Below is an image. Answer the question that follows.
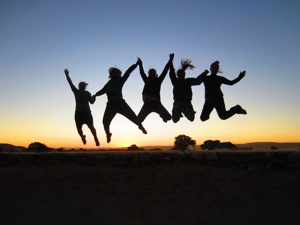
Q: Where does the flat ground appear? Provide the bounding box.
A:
[0,163,299,225]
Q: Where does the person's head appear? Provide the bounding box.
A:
[176,58,195,79]
[78,81,88,91]
[148,68,157,78]
[210,61,220,74]
[108,67,122,79]
[176,69,185,79]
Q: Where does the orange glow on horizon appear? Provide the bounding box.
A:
[4,135,300,150]
[1,118,299,149]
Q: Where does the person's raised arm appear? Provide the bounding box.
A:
[93,83,109,98]
[195,69,209,84]
[64,68,76,91]
[169,55,177,85]
[137,57,147,82]
[122,59,139,81]
[222,70,246,85]
[159,53,174,81]
[188,70,209,86]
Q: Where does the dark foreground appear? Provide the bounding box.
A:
[0,163,299,225]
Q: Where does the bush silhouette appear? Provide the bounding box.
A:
[28,142,51,152]
[200,140,220,150]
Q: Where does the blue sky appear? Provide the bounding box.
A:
[0,0,299,148]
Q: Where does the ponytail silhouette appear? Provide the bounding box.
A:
[169,55,208,123]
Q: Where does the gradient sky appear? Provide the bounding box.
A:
[1,0,299,149]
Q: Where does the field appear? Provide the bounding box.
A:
[1,161,300,225]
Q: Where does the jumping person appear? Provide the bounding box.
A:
[169,56,209,123]
[136,53,174,124]
[93,59,147,143]
[64,69,100,146]
[200,61,247,121]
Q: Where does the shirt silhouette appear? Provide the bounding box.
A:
[136,54,174,124]
[200,61,247,121]
[93,59,147,143]
[64,69,100,146]
[169,56,208,123]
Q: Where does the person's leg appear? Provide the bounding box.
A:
[136,103,152,124]
[172,101,182,123]
[86,112,100,146]
[200,99,215,121]
[183,102,196,122]
[154,101,172,122]
[215,97,243,120]
[75,111,86,144]
[235,105,247,114]
[87,124,100,146]
[102,102,117,143]
[118,99,147,134]
[76,123,86,144]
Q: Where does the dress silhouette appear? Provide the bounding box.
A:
[136,54,174,124]
[64,69,100,146]
[169,56,208,123]
[200,61,247,121]
[93,59,147,143]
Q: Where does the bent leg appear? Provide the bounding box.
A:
[87,124,100,146]
[215,97,235,120]
[151,101,171,122]
[76,122,86,144]
[75,111,86,144]
[137,103,151,124]
[157,103,172,122]
[102,102,117,137]
[183,102,196,122]
[235,105,247,114]
[172,101,182,123]
[118,99,147,134]
[200,99,215,121]
[85,112,100,146]
[118,99,139,125]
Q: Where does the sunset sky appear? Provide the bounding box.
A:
[1,0,299,149]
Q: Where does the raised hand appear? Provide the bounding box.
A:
[199,69,209,77]
[169,53,174,61]
[137,57,142,65]
[64,68,69,76]
[239,70,246,78]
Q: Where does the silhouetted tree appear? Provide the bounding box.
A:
[173,134,196,151]
[28,142,51,152]
[200,140,220,150]
[189,139,196,150]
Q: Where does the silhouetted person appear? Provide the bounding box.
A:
[169,56,209,123]
[200,61,247,121]
[136,54,174,124]
[93,59,147,143]
[64,69,100,146]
